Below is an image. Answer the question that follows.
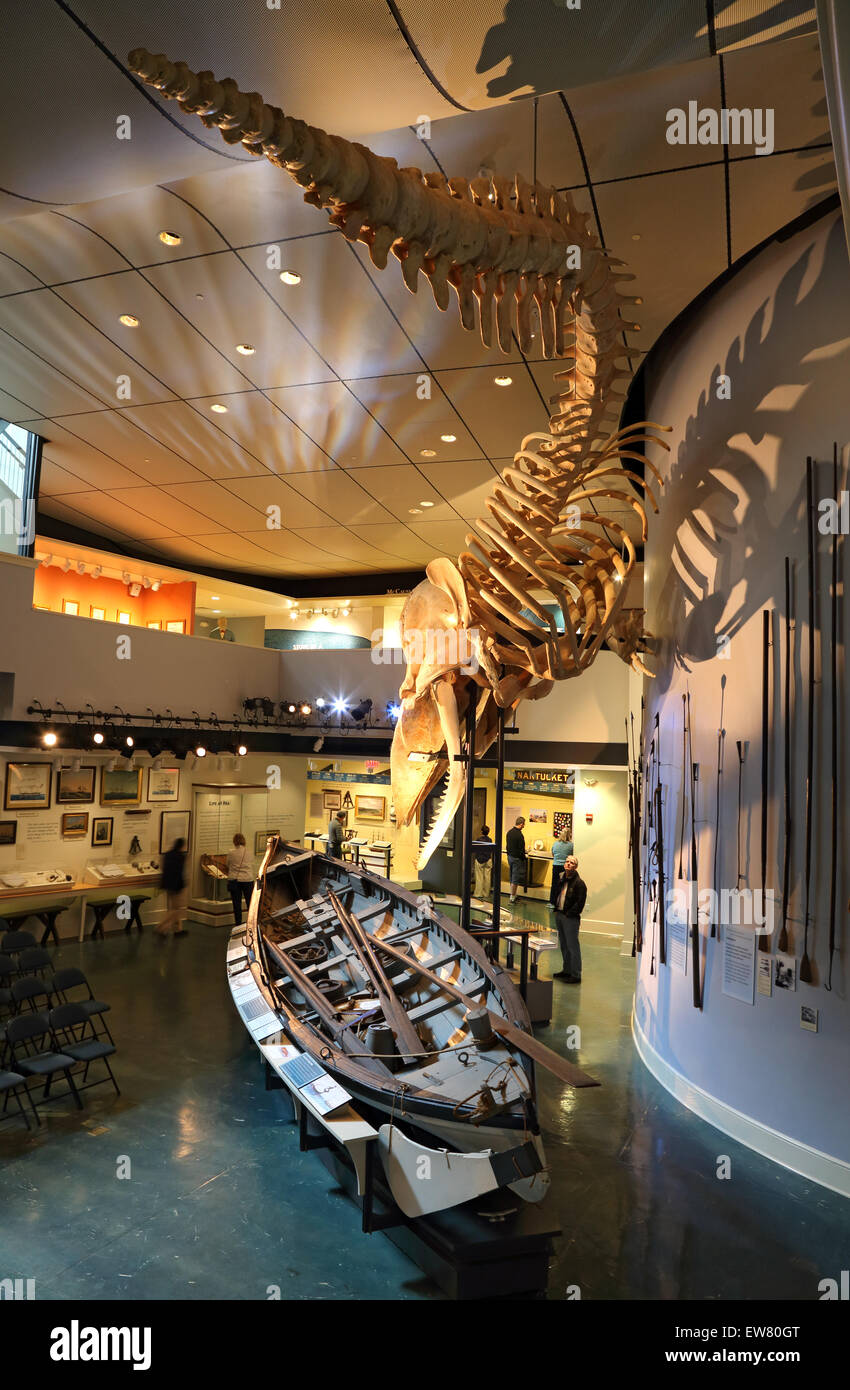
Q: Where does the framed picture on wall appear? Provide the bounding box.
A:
[254,829,280,855]
[61,812,89,838]
[355,794,385,821]
[90,606,106,620]
[147,621,161,630]
[0,820,17,846]
[160,809,191,853]
[91,816,113,847]
[529,806,547,823]
[322,790,342,811]
[4,762,52,811]
[100,766,143,806]
[165,619,185,634]
[56,765,96,805]
[62,599,79,616]
[117,610,131,624]
[147,767,180,803]
[553,811,573,841]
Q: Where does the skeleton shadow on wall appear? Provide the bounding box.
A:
[649,213,849,695]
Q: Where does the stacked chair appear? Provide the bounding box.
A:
[0,928,118,1129]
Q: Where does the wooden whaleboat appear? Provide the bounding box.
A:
[236,837,598,1220]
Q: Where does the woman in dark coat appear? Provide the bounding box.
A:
[157,837,188,937]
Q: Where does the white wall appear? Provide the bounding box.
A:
[636,207,850,1172]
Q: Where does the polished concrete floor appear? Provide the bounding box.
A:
[1,912,848,1300]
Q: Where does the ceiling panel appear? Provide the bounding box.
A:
[264,380,409,470]
[65,186,229,270]
[344,371,490,461]
[159,480,269,533]
[729,148,837,262]
[433,364,551,455]
[217,475,340,530]
[418,458,502,518]
[142,252,336,388]
[33,420,150,490]
[45,409,208,486]
[349,464,458,523]
[0,317,108,417]
[290,472,396,527]
[0,209,128,288]
[239,235,423,380]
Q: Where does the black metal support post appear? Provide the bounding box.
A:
[491,706,506,961]
[459,701,477,933]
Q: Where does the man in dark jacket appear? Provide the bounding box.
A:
[157,837,188,937]
[506,816,526,903]
[553,856,587,982]
[327,812,345,859]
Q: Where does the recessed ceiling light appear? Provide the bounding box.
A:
[119,314,140,327]
[158,230,182,246]
[494,375,512,386]
[408,507,422,515]
[440,433,457,442]
[235,343,255,355]
[195,293,204,300]
[420,448,436,458]
[212,609,220,614]
[210,403,228,413]
[632,234,641,241]
[280,270,301,285]
[211,595,220,600]
[420,500,435,508]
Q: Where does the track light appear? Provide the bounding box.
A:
[93,731,105,746]
[332,699,347,715]
[42,730,58,747]
[151,579,161,592]
[316,698,326,709]
[300,703,312,717]
[61,559,71,573]
[92,565,102,579]
[125,735,134,748]
[350,698,373,723]
[236,743,247,757]
[387,702,401,721]
[76,561,86,575]
[313,737,324,753]
[195,744,206,757]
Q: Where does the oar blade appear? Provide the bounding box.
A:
[490,1016,600,1087]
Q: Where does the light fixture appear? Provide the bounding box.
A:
[350,698,373,724]
[387,702,401,721]
[125,735,134,748]
[494,375,512,386]
[235,343,255,355]
[313,736,324,753]
[210,402,228,413]
[408,507,422,515]
[119,314,140,327]
[279,270,301,285]
[287,703,296,714]
[41,554,53,567]
[341,606,351,617]
[332,699,347,715]
[211,595,221,601]
[420,448,436,458]
[316,698,326,709]
[300,703,312,716]
[195,744,206,757]
[42,730,58,748]
[93,731,105,746]
[76,561,86,575]
[122,571,131,585]
[158,230,182,246]
[61,559,72,573]
[420,500,435,508]
[151,579,161,592]
[237,744,247,757]
[106,757,117,772]
[632,233,641,241]
[92,565,102,579]
[440,433,456,442]
[142,577,152,589]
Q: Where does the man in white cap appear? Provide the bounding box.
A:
[553,855,586,983]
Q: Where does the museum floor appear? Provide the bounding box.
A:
[1,913,848,1301]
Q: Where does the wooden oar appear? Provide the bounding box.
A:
[327,890,422,1060]
[371,933,600,1088]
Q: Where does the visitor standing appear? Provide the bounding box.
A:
[157,837,189,937]
[505,816,527,904]
[553,855,587,982]
[327,812,345,859]
[473,825,494,899]
[549,826,575,906]
[226,832,254,925]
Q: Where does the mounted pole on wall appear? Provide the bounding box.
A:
[758,609,772,953]
[710,677,726,941]
[801,456,817,984]
[826,443,840,989]
[778,557,794,954]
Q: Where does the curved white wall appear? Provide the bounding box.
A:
[635,207,850,1188]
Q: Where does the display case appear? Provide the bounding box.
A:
[192,785,272,924]
[84,858,160,885]
[0,866,75,890]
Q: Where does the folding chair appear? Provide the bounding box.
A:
[10,975,54,1015]
[0,953,16,1018]
[49,1004,120,1099]
[0,1069,34,1131]
[49,968,113,1043]
[1,930,37,957]
[18,947,53,980]
[4,1011,83,1119]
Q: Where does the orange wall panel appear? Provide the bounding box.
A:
[33,568,195,634]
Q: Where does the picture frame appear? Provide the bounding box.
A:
[355,794,385,821]
[553,811,574,841]
[4,761,52,811]
[0,820,17,846]
[61,811,89,838]
[322,790,342,811]
[529,806,547,824]
[147,621,161,630]
[56,765,96,805]
[117,610,131,624]
[100,766,143,807]
[165,619,185,634]
[254,829,279,855]
[147,766,180,803]
[62,598,79,616]
[90,605,106,620]
[160,809,190,853]
[91,816,113,847]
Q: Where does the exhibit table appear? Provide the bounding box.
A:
[500,849,553,892]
